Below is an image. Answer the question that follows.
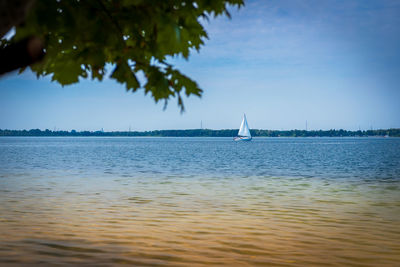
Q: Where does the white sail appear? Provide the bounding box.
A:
[238,114,251,137]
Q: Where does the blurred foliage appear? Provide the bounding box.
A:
[7,0,244,110]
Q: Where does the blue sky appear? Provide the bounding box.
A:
[1,0,399,131]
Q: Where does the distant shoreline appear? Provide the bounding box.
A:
[1,129,399,137]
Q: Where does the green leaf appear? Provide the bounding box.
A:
[111,61,140,91]
[3,0,244,110]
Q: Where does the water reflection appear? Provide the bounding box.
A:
[0,137,399,265]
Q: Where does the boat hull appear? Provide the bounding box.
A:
[234,136,252,141]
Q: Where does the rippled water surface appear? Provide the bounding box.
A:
[0,137,399,266]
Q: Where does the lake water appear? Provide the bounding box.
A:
[0,137,399,266]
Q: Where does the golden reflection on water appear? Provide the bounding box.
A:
[0,176,399,266]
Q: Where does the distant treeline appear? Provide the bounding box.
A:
[0,128,399,137]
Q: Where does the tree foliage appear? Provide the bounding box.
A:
[6,0,243,110]
[1,128,399,137]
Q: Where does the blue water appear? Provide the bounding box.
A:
[1,137,399,180]
[0,137,399,266]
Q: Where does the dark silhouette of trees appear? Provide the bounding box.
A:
[1,128,399,137]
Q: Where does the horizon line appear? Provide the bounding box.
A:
[1,128,399,132]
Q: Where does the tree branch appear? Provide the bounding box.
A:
[0,36,44,75]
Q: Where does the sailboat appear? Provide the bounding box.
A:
[234,114,252,141]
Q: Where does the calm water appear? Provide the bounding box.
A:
[0,137,399,266]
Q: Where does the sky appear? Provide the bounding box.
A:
[1,0,400,131]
